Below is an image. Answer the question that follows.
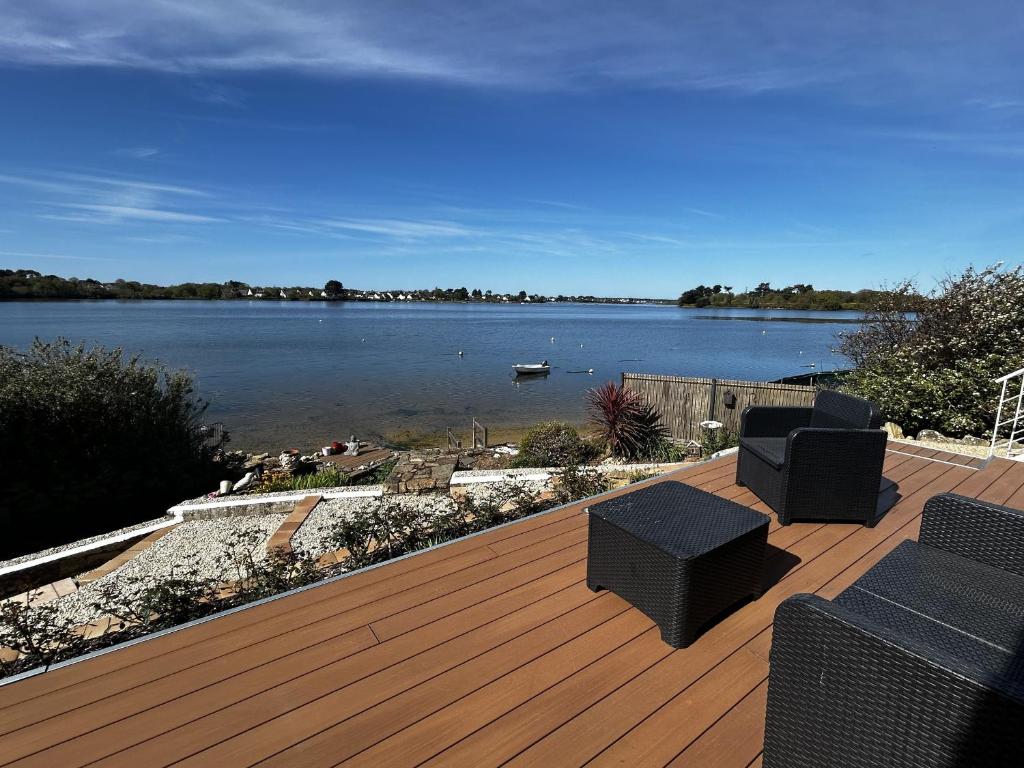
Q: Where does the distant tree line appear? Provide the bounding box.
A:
[0,270,346,301]
[0,269,665,304]
[677,282,888,310]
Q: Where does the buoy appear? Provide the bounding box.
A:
[550,337,555,343]
[361,338,366,342]
[458,350,464,356]
[580,343,584,348]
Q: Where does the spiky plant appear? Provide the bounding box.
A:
[585,382,670,459]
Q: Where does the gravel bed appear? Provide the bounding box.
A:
[291,481,551,558]
[0,516,176,571]
[290,495,459,558]
[41,513,286,628]
[890,438,990,459]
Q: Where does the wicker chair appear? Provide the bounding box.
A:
[764,494,1024,768]
[736,390,887,526]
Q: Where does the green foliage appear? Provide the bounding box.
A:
[0,339,229,559]
[553,465,610,504]
[678,282,886,311]
[840,265,1024,437]
[258,468,352,493]
[0,530,328,680]
[585,382,671,459]
[512,421,594,467]
[699,427,738,457]
[0,269,343,301]
[331,484,553,570]
[0,594,90,676]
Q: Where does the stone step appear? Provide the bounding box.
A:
[384,451,460,495]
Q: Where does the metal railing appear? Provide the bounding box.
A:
[990,366,1024,459]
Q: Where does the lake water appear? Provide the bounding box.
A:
[0,301,857,450]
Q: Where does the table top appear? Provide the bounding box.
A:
[587,481,770,559]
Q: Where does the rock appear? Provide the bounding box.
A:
[960,435,988,446]
[883,422,904,439]
[916,429,946,442]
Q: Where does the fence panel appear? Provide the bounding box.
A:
[622,373,817,441]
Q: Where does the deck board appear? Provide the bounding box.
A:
[1,451,1022,767]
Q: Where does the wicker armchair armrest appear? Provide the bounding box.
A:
[920,493,1024,578]
[739,406,813,438]
[786,427,888,466]
[766,593,1024,768]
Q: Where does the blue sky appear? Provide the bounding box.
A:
[0,1,1021,297]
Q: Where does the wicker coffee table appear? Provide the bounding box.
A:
[586,481,770,648]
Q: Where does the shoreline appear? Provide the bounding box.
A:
[227,419,595,455]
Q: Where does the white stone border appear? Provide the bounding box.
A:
[168,485,384,513]
[0,516,182,578]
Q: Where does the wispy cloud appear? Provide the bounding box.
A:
[684,207,725,220]
[318,217,478,239]
[0,2,1018,102]
[53,203,224,224]
[110,147,159,159]
[0,169,221,226]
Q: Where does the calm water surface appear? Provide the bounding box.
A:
[0,301,856,450]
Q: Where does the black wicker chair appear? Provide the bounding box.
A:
[764,494,1024,768]
[736,390,887,526]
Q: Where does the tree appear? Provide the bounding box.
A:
[840,264,1024,437]
[517,290,528,301]
[324,280,343,297]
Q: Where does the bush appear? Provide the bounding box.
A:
[0,529,327,680]
[840,265,1024,437]
[553,465,610,504]
[0,339,229,558]
[513,421,593,467]
[585,382,670,459]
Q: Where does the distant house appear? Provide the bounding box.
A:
[321,290,329,298]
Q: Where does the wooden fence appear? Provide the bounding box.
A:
[622,372,817,441]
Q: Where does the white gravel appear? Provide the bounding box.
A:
[43,513,286,628]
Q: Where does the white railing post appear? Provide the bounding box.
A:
[991,366,1024,459]
[991,378,1008,458]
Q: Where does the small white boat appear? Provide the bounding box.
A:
[513,361,551,376]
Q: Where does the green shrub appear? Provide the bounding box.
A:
[0,339,230,559]
[840,265,1024,437]
[554,465,610,503]
[513,421,593,467]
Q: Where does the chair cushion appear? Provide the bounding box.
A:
[740,437,787,469]
[836,539,1024,689]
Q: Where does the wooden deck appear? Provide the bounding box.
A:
[1,446,1022,767]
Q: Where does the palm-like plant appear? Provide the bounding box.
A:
[585,381,670,459]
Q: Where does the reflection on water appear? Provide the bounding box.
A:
[0,301,857,450]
